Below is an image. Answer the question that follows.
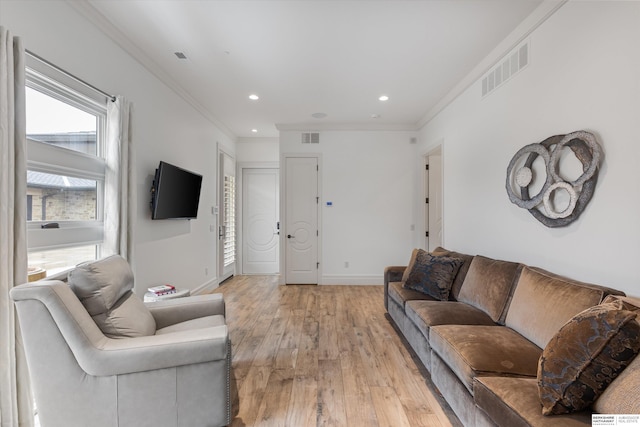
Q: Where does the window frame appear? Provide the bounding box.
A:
[25,60,108,260]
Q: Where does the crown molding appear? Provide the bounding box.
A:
[66,0,237,141]
[416,0,568,129]
[275,122,418,132]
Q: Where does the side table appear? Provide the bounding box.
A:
[143,287,191,302]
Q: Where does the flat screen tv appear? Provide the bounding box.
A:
[151,161,203,220]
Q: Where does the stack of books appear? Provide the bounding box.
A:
[147,284,176,296]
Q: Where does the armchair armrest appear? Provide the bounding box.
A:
[11,282,229,377]
[145,293,225,329]
[82,325,228,376]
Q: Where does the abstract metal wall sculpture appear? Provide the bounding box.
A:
[506,131,602,228]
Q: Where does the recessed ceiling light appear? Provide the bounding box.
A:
[251,129,258,133]
[249,94,259,101]
[378,95,389,101]
[311,112,327,119]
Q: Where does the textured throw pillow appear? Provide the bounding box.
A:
[401,248,464,300]
[537,300,640,415]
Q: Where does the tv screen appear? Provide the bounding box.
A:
[151,161,203,220]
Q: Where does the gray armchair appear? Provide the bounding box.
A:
[10,255,234,427]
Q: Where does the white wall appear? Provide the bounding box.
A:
[236,137,279,163]
[417,1,640,296]
[2,0,236,294]
[280,130,417,284]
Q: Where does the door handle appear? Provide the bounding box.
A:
[287,234,294,239]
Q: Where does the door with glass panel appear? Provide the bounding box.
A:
[218,151,236,282]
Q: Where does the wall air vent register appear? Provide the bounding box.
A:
[482,41,529,98]
[301,132,320,144]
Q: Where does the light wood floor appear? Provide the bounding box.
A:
[210,275,459,427]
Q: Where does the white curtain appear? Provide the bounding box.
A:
[104,97,136,265]
[0,26,34,427]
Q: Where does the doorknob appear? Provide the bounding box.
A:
[287,234,294,239]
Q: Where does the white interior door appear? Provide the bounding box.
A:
[427,149,443,251]
[285,156,318,284]
[242,168,279,274]
[424,159,429,249]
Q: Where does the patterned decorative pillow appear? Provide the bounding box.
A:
[401,249,464,301]
[537,300,640,415]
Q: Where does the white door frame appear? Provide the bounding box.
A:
[280,153,322,285]
[237,161,280,275]
[423,143,443,251]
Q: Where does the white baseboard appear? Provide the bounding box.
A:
[192,277,220,295]
[191,274,383,288]
[321,274,383,285]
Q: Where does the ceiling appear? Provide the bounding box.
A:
[82,0,544,138]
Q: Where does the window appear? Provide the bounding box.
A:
[25,60,108,278]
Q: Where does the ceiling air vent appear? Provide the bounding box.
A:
[301,132,320,144]
[482,41,529,98]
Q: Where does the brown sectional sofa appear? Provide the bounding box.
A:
[384,247,640,427]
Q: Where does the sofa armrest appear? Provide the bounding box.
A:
[385,266,406,284]
[145,294,225,329]
[384,266,406,310]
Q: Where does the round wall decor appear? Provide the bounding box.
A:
[505,131,602,228]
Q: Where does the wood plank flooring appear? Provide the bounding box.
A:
[209,275,459,427]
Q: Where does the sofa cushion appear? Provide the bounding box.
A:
[402,249,464,300]
[601,294,640,312]
[592,295,640,415]
[430,247,474,300]
[474,377,592,427]
[593,339,640,414]
[538,300,640,415]
[68,255,156,338]
[456,255,522,324]
[405,300,496,341]
[388,281,436,309]
[429,324,542,394]
[505,266,610,349]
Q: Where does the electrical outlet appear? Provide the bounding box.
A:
[204,267,209,276]
[344,261,349,268]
